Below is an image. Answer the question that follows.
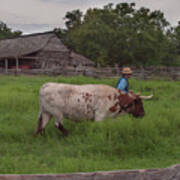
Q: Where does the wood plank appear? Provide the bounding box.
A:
[5,59,8,73]
[20,56,40,60]
[16,57,19,71]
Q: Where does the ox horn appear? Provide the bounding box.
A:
[140,94,153,100]
[136,91,141,96]
[140,90,154,100]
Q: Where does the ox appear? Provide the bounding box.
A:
[35,83,145,136]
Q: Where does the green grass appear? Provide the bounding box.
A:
[0,74,179,174]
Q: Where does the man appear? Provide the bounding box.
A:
[116,67,132,93]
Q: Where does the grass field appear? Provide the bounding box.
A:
[0,75,179,174]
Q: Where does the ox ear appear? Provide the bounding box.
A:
[118,94,134,108]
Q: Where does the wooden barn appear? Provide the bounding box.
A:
[0,31,94,72]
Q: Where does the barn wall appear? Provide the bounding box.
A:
[36,51,70,68]
[0,58,36,69]
[21,52,42,69]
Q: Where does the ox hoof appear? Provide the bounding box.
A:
[34,129,45,137]
[63,131,69,137]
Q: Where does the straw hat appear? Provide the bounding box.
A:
[122,67,132,74]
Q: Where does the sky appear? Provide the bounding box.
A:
[0,0,180,34]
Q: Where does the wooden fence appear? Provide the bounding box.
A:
[0,66,180,80]
[0,164,179,180]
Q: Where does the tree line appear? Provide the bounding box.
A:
[1,3,180,67]
[58,3,180,67]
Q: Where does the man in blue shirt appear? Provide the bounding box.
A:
[116,67,132,93]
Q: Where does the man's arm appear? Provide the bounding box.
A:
[117,78,128,93]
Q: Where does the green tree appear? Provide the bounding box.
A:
[64,9,83,30]
[61,3,177,67]
[166,22,180,66]
[0,21,22,39]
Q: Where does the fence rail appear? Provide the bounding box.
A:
[0,164,179,180]
[0,66,180,80]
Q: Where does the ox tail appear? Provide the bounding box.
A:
[34,112,43,136]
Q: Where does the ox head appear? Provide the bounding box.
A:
[118,91,145,117]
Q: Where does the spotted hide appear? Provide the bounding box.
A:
[35,83,145,136]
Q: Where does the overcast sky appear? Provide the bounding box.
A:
[1,0,180,34]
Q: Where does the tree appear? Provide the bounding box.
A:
[64,9,83,30]
[0,21,22,39]
[61,3,178,67]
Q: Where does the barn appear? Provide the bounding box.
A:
[0,31,94,73]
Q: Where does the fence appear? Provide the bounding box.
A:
[0,164,179,180]
[0,66,180,80]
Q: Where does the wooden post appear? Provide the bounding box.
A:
[16,57,19,72]
[5,59,8,73]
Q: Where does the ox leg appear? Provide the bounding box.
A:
[35,112,51,136]
[94,111,106,121]
[54,116,68,136]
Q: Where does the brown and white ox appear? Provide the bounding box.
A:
[35,83,145,136]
